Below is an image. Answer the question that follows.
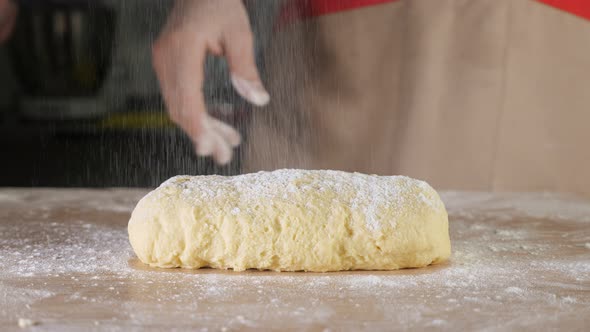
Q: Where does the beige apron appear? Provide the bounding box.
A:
[244,0,590,196]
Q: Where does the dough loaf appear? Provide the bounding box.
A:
[128,170,451,272]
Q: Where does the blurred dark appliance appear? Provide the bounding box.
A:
[9,0,117,119]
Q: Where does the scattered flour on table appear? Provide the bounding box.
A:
[0,190,589,330]
[442,191,590,223]
[0,188,139,214]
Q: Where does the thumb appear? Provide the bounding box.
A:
[224,26,270,106]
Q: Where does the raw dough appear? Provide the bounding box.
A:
[128,170,451,272]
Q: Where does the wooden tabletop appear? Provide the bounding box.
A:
[0,189,589,331]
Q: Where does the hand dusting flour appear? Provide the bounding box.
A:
[0,189,589,330]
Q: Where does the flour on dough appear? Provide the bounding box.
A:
[128,170,451,272]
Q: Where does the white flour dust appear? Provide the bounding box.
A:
[148,170,444,232]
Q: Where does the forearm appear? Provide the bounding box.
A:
[0,0,17,43]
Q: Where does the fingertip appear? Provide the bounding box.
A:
[213,143,233,166]
[231,75,270,107]
[197,128,233,165]
[229,134,241,148]
[212,118,242,147]
[195,134,214,156]
[223,130,241,148]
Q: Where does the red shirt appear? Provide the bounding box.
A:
[277,0,590,28]
[537,0,590,20]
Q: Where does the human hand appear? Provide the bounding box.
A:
[153,0,270,165]
[0,0,17,43]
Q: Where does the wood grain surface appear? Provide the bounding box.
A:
[0,189,589,331]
